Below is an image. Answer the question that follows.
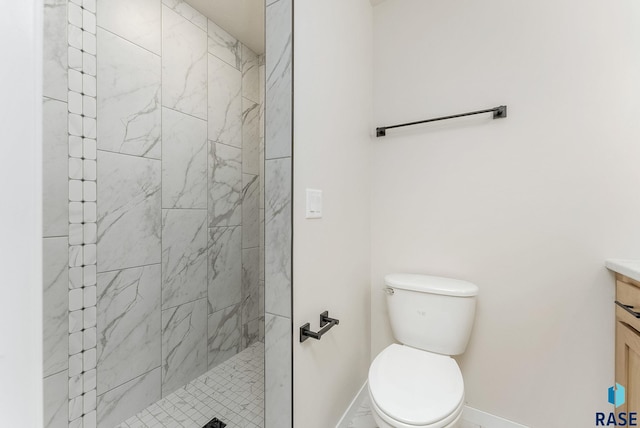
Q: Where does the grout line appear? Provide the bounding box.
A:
[207,45,242,72]
[160,0,165,401]
[240,35,246,351]
[206,4,211,372]
[162,104,208,123]
[161,296,208,314]
[43,94,68,104]
[96,148,162,161]
[160,207,208,211]
[43,368,68,380]
[209,139,243,151]
[264,155,292,161]
[96,25,161,59]
[162,3,207,37]
[96,262,161,276]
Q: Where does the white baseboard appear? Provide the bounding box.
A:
[335,381,369,428]
[462,406,529,428]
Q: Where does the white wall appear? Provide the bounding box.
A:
[0,0,43,426]
[372,0,640,426]
[293,1,373,426]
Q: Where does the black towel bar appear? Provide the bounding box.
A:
[376,105,507,137]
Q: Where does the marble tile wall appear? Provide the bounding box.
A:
[44,0,270,426]
[66,1,100,427]
[264,0,293,426]
[42,1,70,426]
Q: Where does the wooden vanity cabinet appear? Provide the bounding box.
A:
[615,274,640,414]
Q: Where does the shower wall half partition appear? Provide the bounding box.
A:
[41,0,292,426]
[264,0,293,426]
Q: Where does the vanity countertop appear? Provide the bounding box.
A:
[606,259,640,283]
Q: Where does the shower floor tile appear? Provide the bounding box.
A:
[116,342,264,428]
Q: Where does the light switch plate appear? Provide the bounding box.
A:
[306,189,322,219]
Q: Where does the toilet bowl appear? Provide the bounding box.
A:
[368,344,464,428]
[368,274,478,428]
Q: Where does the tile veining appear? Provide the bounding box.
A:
[42,0,269,426]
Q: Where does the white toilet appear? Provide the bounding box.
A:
[368,273,479,428]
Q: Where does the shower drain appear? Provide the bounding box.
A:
[202,417,227,428]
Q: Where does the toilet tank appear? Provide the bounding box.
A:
[385,274,479,356]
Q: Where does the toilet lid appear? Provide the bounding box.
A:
[369,344,464,426]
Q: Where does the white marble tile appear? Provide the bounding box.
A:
[208,303,241,368]
[43,98,68,237]
[264,158,291,318]
[43,237,68,377]
[84,0,97,13]
[260,135,265,209]
[68,2,82,27]
[44,0,67,101]
[259,62,265,140]
[70,397,83,424]
[242,174,260,249]
[84,31,97,55]
[161,108,207,208]
[162,6,207,119]
[242,98,260,175]
[44,370,68,428]
[208,226,242,314]
[161,298,208,396]
[97,151,161,272]
[265,0,292,159]
[242,247,260,324]
[208,54,242,148]
[96,265,161,395]
[69,46,82,72]
[96,0,161,55]
[208,19,241,69]
[265,313,291,428]
[97,28,161,159]
[209,142,242,227]
[242,315,263,349]
[97,368,161,428]
[259,282,265,342]
[83,50,97,76]
[459,421,481,428]
[260,208,265,281]
[346,395,377,428]
[242,45,260,104]
[162,0,206,31]
[161,209,207,309]
[84,8,97,34]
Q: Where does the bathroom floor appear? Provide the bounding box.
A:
[116,342,264,428]
[346,394,480,428]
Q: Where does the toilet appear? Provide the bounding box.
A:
[368,274,479,428]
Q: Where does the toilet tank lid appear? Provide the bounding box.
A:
[384,273,479,297]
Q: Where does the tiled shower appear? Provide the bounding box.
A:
[41,0,292,427]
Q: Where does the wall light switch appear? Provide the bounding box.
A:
[306,189,322,219]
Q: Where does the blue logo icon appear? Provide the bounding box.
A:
[609,383,626,408]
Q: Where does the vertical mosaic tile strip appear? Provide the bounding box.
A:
[67,0,98,427]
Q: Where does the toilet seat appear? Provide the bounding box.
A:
[368,344,464,427]
[369,389,464,428]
